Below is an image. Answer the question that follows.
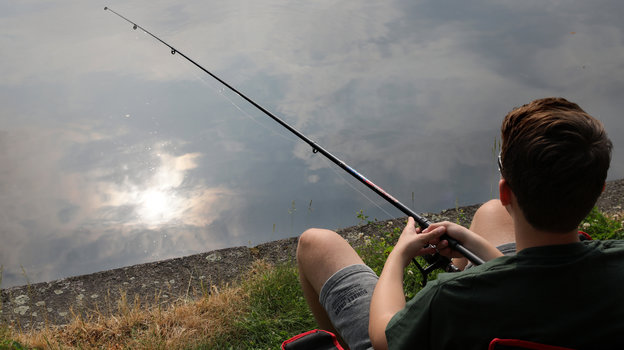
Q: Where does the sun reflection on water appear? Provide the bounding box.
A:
[136,188,179,226]
[104,147,204,229]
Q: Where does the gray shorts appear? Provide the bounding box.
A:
[318,243,517,349]
[497,242,517,255]
[319,264,378,350]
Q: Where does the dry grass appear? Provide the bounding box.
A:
[4,263,277,350]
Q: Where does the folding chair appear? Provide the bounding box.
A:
[489,338,575,350]
[282,329,344,350]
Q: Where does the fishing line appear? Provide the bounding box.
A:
[205,79,393,218]
[104,6,485,274]
[204,75,395,219]
[317,155,396,221]
[192,71,300,145]
[209,75,394,221]
[194,68,390,219]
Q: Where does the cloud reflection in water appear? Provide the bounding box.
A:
[1,1,623,288]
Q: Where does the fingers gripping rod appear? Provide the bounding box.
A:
[104,7,485,269]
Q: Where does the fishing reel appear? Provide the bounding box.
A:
[412,250,459,287]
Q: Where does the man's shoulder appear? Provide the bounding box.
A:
[590,239,624,250]
[431,239,624,286]
[585,239,624,260]
[427,256,516,288]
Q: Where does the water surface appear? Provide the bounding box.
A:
[1,1,623,288]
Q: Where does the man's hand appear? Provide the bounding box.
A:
[424,221,504,263]
[392,217,447,268]
[370,219,505,349]
[369,217,446,350]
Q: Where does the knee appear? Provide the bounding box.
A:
[297,228,331,254]
[470,199,514,243]
[474,199,506,219]
[297,228,341,261]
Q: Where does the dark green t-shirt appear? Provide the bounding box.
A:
[386,240,624,350]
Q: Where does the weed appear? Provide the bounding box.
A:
[356,209,374,226]
[579,207,624,240]
[454,199,467,225]
[19,266,32,299]
[286,199,314,235]
[288,200,297,235]
[306,200,314,229]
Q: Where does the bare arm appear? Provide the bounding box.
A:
[432,221,504,263]
[368,217,444,350]
[369,219,502,349]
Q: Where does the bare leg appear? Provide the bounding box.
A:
[296,228,365,346]
[453,199,515,270]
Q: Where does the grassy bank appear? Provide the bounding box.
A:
[1,208,622,349]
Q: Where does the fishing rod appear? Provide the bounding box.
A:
[104,7,485,277]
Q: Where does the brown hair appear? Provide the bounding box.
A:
[500,97,612,232]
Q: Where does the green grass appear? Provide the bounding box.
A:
[0,326,27,350]
[579,207,624,240]
[205,262,316,349]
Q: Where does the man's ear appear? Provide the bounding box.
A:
[499,179,513,206]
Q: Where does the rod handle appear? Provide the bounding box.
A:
[446,235,485,265]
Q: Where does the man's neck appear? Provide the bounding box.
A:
[514,218,580,251]
[502,188,580,251]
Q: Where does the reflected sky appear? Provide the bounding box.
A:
[1,1,623,288]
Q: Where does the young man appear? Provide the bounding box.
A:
[297,97,622,349]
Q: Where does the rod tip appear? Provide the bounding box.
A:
[104,6,108,11]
